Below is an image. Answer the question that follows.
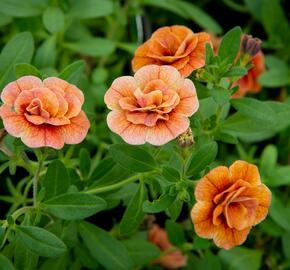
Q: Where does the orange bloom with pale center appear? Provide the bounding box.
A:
[104,65,199,145]
[0,76,90,149]
[149,224,187,269]
[132,25,211,77]
[191,160,271,250]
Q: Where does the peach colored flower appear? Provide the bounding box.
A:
[104,65,199,145]
[191,160,271,250]
[132,25,211,77]
[149,224,187,269]
[0,76,90,149]
[232,51,265,98]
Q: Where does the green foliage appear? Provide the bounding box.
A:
[16,226,67,258]
[0,32,34,89]
[109,144,158,172]
[42,193,107,220]
[0,0,289,269]
[119,181,147,236]
[79,222,133,270]
[219,247,262,270]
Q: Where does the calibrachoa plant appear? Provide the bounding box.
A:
[0,1,289,270]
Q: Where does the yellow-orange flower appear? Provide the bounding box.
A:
[0,76,90,149]
[104,65,199,145]
[132,25,211,77]
[191,160,271,250]
[149,224,187,269]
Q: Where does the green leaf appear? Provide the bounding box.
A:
[59,60,85,85]
[0,254,14,270]
[143,193,175,213]
[79,148,91,179]
[119,181,147,236]
[0,32,34,89]
[42,193,107,220]
[165,220,186,246]
[0,0,47,17]
[267,166,290,187]
[109,144,158,173]
[14,239,38,270]
[211,87,230,105]
[214,131,238,144]
[42,160,70,199]
[14,63,42,78]
[201,250,222,270]
[218,26,242,63]
[162,166,180,182]
[176,1,222,34]
[43,7,65,34]
[219,247,262,270]
[65,37,116,57]
[141,0,222,33]
[34,36,56,68]
[39,254,68,270]
[258,69,290,87]
[79,221,133,270]
[192,237,211,250]
[186,141,218,176]
[123,239,160,266]
[231,98,274,123]
[261,0,290,47]
[269,195,290,231]
[68,0,113,19]
[166,197,183,221]
[224,67,247,77]
[282,232,290,259]
[259,145,277,177]
[17,226,67,258]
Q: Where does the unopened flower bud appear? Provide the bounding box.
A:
[241,34,262,57]
[177,128,194,148]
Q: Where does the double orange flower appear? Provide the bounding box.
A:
[191,160,271,249]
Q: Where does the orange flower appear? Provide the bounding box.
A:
[191,160,271,250]
[0,76,90,149]
[149,224,187,269]
[232,51,265,98]
[132,25,211,77]
[104,65,199,145]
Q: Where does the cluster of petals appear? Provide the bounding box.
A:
[191,160,271,249]
[132,25,211,77]
[104,65,199,145]
[149,224,187,269]
[0,76,90,149]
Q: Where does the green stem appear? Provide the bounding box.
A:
[85,174,140,195]
[33,150,47,207]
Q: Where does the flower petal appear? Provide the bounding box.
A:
[213,223,251,250]
[195,166,230,202]
[145,113,189,145]
[191,201,215,238]
[58,111,90,144]
[1,82,21,106]
[174,79,199,116]
[104,76,137,110]
[241,184,271,225]
[229,160,261,186]
[16,76,42,91]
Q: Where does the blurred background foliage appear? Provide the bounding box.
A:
[0,0,290,269]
